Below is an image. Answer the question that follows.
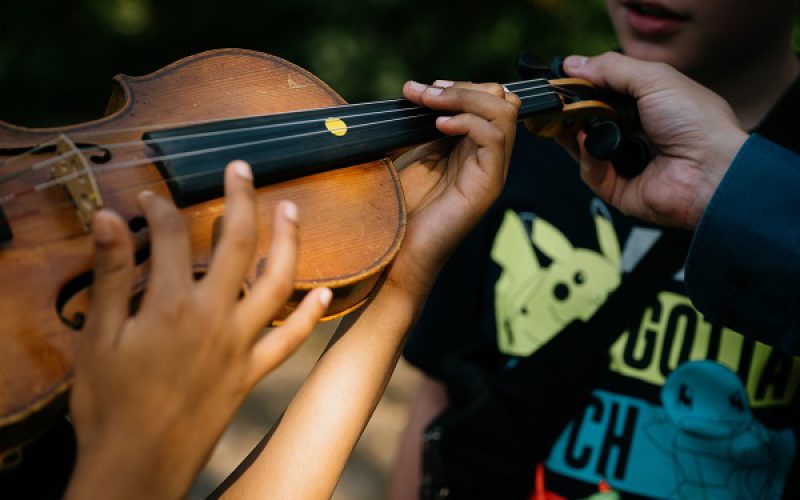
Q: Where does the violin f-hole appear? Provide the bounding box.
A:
[55,237,152,330]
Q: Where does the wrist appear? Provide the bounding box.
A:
[66,436,191,500]
[688,128,749,228]
[380,272,430,321]
[381,256,442,317]
[708,128,749,178]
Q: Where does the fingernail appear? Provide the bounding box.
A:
[436,116,452,125]
[233,161,253,180]
[92,211,114,244]
[319,288,332,307]
[433,80,455,88]
[137,190,154,202]
[407,80,427,93]
[564,55,588,69]
[283,201,298,222]
[425,86,443,96]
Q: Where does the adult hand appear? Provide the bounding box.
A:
[559,51,749,229]
[393,80,519,299]
[65,161,331,500]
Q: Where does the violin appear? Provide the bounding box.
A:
[0,48,643,460]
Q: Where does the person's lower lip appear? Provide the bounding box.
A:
[624,5,686,36]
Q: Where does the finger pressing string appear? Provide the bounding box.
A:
[86,209,134,346]
[405,85,519,126]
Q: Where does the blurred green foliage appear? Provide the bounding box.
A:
[0,0,616,127]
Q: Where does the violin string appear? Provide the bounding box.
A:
[3,108,495,202]
[1,78,551,153]
[30,110,439,196]
[0,106,423,180]
[0,121,450,229]
[1,87,567,232]
[0,106,435,183]
[0,108,432,203]
[0,85,560,215]
[58,78,546,138]
[0,87,558,202]
[0,138,60,169]
[90,85,557,176]
[549,85,582,104]
[0,81,555,190]
[0,89,558,211]
[0,87,559,205]
[0,86,559,206]
[0,139,67,184]
[0,80,553,174]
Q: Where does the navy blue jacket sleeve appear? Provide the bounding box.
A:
[686,134,800,354]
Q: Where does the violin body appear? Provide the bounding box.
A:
[0,47,644,458]
[0,49,405,454]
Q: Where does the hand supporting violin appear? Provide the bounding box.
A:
[215,81,519,499]
[65,161,331,500]
[389,79,519,298]
[557,51,749,229]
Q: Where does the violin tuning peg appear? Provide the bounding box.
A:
[583,116,651,178]
[0,205,11,243]
[583,118,622,160]
[516,51,550,79]
[548,56,567,79]
[517,52,568,79]
[611,137,650,179]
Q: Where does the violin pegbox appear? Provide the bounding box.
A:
[523,78,618,138]
[528,75,650,178]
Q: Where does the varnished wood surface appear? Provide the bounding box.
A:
[0,49,406,447]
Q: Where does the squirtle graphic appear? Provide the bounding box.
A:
[643,361,794,499]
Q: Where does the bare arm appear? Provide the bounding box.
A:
[217,80,520,499]
[65,162,330,500]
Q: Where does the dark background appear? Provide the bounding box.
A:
[0,0,617,127]
[2,3,798,498]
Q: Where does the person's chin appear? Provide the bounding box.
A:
[620,37,689,68]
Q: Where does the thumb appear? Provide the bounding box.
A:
[563,51,676,102]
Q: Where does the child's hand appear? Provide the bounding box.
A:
[391,80,519,299]
[66,160,331,500]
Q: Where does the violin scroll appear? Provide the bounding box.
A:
[517,52,651,178]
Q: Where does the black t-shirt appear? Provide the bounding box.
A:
[0,418,76,498]
[405,78,800,499]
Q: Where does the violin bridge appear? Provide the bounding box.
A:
[52,134,104,232]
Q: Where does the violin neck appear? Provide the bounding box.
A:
[144,79,560,207]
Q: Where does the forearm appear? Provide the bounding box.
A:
[686,134,800,352]
[219,279,423,499]
[215,77,516,499]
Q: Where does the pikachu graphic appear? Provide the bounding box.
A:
[492,205,622,356]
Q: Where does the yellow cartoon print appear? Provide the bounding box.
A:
[492,208,622,356]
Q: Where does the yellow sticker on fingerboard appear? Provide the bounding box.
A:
[325,118,348,137]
